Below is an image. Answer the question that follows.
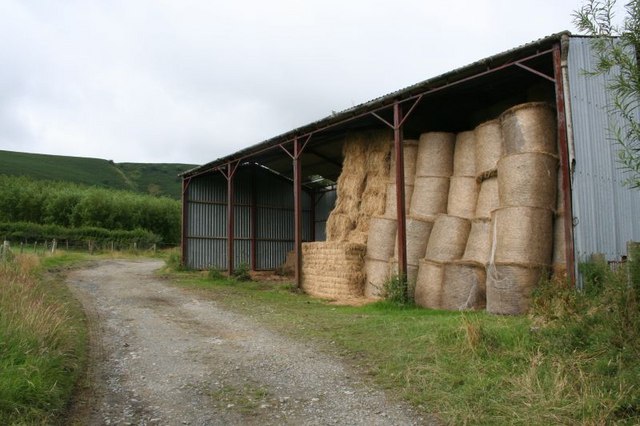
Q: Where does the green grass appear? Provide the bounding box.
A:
[164,267,640,425]
[0,150,196,199]
[0,253,88,425]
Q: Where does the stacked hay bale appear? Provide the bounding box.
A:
[393,133,455,300]
[439,132,486,311]
[365,139,417,298]
[486,102,557,315]
[302,132,392,300]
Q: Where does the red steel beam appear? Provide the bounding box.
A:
[181,177,191,267]
[552,42,576,286]
[226,162,235,275]
[293,137,303,289]
[393,102,408,292]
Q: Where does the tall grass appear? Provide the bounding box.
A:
[0,253,87,424]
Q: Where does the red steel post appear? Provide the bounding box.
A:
[552,42,576,286]
[181,177,190,267]
[293,138,303,289]
[227,163,235,276]
[393,102,408,292]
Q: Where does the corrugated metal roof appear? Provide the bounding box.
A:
[182,31,570,178]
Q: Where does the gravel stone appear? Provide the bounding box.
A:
[66,259,438,425]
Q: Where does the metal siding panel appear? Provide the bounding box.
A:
[186,165,317,270]
[235,205,251,238]
[567,37,640,262]
[313,189,336,242]
[234,240,251,268]
[255,241,293,270]
[186,238,226,270]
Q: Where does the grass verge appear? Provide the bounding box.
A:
[162,265,640,425]
[0,252,88,424]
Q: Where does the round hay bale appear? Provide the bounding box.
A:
[453,131,476,177]
[441,260,486,311]
[390,140,419,183]
[492,207,554,265]
[486,262,549,315]
[462,218,492,265]
[366,215,397,261]
[415,132,456,177]
[475,177,499,219]
[409,176,449,219]
[498,152,558,210]
[500,102,557,155]
[394,215,435,263]
[474,119,503,180]
[364,257,391,299]
[415,258,446,309]
[384,182,414,218]
[553,214,566,266]
[425,214,471,262]
[447,176,479,219]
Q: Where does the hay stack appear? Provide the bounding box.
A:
[326,137,368,241]
[366,215,397,261]
[415,258,446,309]
[349,136,392,243]
[447,176,479,219]
[486,263,548,315]
[453,131,476,177]
[301,242,366,299]
[474,119,503,181]
[498,152,558,210]
[500,102,557,156]
[415,132,456,177]
[409,176,449,219]
[475,177,499,219]
[425,214,471,262]
[462,219,492,265]
[491,207,554,265]
[389,139,419,183]
[441,261,486,311]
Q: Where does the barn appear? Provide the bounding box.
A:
[180,32,640,312]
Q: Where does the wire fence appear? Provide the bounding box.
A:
[0,238,165,259]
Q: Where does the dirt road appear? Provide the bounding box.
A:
[66,259,432,425]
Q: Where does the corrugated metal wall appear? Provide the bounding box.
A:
[184,165,314,270]
[314,188,336,241]
[567,37,640,262]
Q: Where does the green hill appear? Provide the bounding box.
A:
[0,150,196,199]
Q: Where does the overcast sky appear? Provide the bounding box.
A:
[0,0,615,165]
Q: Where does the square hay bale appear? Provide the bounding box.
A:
[302,242,366,300]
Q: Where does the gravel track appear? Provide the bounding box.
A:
[65,259,434,425]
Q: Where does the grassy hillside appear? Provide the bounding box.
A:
[0,150,196,199]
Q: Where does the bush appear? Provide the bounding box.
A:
[232,262,252,282]
[383,274,410,305]
[208,266,225,280]
[164,251,186,272]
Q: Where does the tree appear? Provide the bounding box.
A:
[574,0,640,188]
